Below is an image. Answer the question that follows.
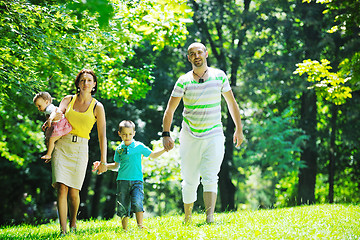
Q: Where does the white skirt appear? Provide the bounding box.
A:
[51,134,89,190]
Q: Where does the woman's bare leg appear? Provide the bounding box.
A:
[57,183,69,234]
[68,188,80,231]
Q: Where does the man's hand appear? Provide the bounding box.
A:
[233,129,245,148]
[162,136,175,151]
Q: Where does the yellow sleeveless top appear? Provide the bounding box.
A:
[65,94,96,139]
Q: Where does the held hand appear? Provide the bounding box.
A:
[162,136,174,151]
[233,129,245,148]
[92,161,101,172]
[97,163,107,175]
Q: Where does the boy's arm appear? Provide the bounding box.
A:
[149,148,166,159]
[106,162,120,171]
[93,161,119,173]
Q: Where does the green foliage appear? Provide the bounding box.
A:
[142,127,182,215]
[245,109,307,175]
[294,59,353,105]
[0,204,359,239]
[236,107,308,208]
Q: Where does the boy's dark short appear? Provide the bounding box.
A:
[116,180,144,218]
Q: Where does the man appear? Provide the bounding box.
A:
[162,42,244,223]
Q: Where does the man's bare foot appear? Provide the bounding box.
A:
[184,215,192,224]
[206,214,214,224]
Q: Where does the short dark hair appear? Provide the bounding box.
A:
[119,120,136,132]
[33,91,52,103]
[75,69,98,95]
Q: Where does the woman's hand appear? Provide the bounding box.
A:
[97,163,107,175]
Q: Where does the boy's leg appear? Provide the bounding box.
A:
[42,135,61,160]
[117,181,131,230]
[130,181,145,228]
[121,217,129,230]
[135,212,144,228]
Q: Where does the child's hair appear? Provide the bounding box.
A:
[119,120,136,132]
[33,92,52,104]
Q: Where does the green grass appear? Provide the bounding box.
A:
[1,204,359,239]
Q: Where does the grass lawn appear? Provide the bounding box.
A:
[0,204,359,239]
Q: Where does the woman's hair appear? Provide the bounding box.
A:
[75,69,98,95]
[33,91,52,103]
[119,120,136,132]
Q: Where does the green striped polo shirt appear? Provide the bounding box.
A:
[171,67,231,138]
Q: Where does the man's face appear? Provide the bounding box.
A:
[188,45,208,67]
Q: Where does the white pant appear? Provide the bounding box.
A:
[179,129,225,204]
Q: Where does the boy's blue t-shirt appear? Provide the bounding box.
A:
[114,140,152,182]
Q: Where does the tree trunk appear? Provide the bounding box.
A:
[328,105,337,203]
[219,119,236,211]
[297,1,324,205]
[297,91,317,205]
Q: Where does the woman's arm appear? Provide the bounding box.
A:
[58,95,73,113]
[94,101,107,174]
[42,95,72,131]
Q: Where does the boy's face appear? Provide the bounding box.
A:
[118,127,135,145]
[34,98,50,112]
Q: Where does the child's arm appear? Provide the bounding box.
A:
[149,148,166,159]
[106,162,120,171]
[44,107,62,129]
[93,161,119,173]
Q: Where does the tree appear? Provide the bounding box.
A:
[294,0,360,204]
[0,0,192,224]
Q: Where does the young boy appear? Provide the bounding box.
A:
[93,120,166,230]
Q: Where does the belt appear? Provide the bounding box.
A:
[63,134,88,143]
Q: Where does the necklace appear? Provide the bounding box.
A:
[193,68,208,83]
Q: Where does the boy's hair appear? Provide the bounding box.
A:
[119,120,136,132]
[33,92,52,104]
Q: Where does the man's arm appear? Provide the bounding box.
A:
[162,96,182,151]
[222,90,244,148]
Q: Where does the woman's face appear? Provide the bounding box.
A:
[78,73,96,94]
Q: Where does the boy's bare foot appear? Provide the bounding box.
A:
[138,224,147,229]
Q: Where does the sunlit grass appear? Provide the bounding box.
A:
[0,204,359,239]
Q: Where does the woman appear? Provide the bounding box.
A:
[46,69,107,235]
